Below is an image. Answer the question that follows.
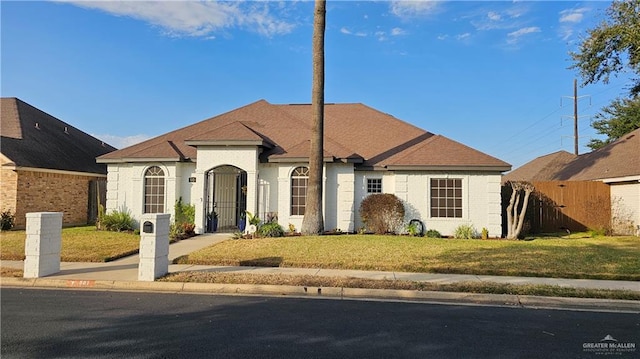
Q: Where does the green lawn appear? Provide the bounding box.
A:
[0,226,140,262]
[175,234,640,280]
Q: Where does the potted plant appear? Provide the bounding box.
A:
[238,211,246,232]
[207,211,218,232]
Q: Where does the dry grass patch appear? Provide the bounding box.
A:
[174,235,640,280]
[0,267,23,278]
[161,271,640,301]
[1,226,140,262]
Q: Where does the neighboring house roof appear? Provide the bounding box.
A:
[1,97,116,174]
[98,99,511,171]
[504,128,640,182]
[502,151,576,182]
[556,128,640,181]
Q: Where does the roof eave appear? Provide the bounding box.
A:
[4,165,107,177]
[96,157,184,164]
[385,165,512,172]
[600,175,640,183]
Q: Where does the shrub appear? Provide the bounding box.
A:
[100,209,134,232]
[174,197,195,226]
[454,224,477,239]
[425,229,441,238]
[359,194,405,234]
[246,211,260,226]
[1,210,15,231]
[406,222,420,236]
[172,198,196,240]
[259,221,285,237]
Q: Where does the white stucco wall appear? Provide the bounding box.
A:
[106,156,504,236]
[192,146,259,234]
[353,171,503,237]
[610,181,640,235]
[255,162,356,233]
[105,162,195,228]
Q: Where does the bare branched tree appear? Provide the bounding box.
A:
[506,181,535,240]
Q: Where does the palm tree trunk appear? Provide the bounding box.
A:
[301,0,326,235]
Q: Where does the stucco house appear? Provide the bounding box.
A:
[1,97,117,228]
[97,100,511,236]
[504,128,640,234]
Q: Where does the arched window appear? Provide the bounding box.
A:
[291,166,309,216]
[144,166,165,213]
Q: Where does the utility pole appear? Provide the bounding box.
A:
[561,79,590,155]
[573,79,578,156]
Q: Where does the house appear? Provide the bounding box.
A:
[1,97,117,228]
[504,128,640,234]
[97,100,511,236]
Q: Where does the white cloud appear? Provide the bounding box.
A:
[507,26,540,44]
[487,11,501,21]
[375,31,386,41]
[559,8,589,23]
[93,134,151,150]
[508,26,540,37]
[59,0,295,37]
[437,34,449,40]
[456,32,471,41]
[560,28,574,41]
[391,27,406,36]
[341,27,367,37]
[390,0,439,18]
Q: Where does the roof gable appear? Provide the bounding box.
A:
[1,98,116,174]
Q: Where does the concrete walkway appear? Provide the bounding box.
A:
[2,234,639,311]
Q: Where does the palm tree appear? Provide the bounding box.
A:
[301,0,326,235]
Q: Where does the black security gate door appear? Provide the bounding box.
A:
[205,166,247,233]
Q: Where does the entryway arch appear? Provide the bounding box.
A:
[205,165,247,232]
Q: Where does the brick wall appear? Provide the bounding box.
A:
[10,170,104,228]
[0,168,19,215]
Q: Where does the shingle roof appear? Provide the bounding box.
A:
[502,151,576,183]
[556,128,640,180]
[504,128,640,182]
[98,99,511,171]
[1,97,116,174]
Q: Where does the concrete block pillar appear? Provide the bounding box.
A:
[138,213,170,281]
[24,212,63,278]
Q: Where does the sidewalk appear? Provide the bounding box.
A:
[2,234,639,311]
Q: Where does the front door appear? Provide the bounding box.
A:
[205,166,247,232]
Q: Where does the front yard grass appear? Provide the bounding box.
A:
[0,226,140,262]
[174,234,640,281]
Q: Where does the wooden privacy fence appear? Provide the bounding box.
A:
[528,181,611,233]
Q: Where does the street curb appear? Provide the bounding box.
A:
[2,277,639,312]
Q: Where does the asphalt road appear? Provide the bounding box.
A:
[2,288,639,359]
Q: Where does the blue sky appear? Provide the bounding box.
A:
[1,1,633,169]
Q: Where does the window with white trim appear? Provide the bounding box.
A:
[291,166,309,216]
[430,178,462,218]
[367,178,382,194]
[144,166,165,213]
